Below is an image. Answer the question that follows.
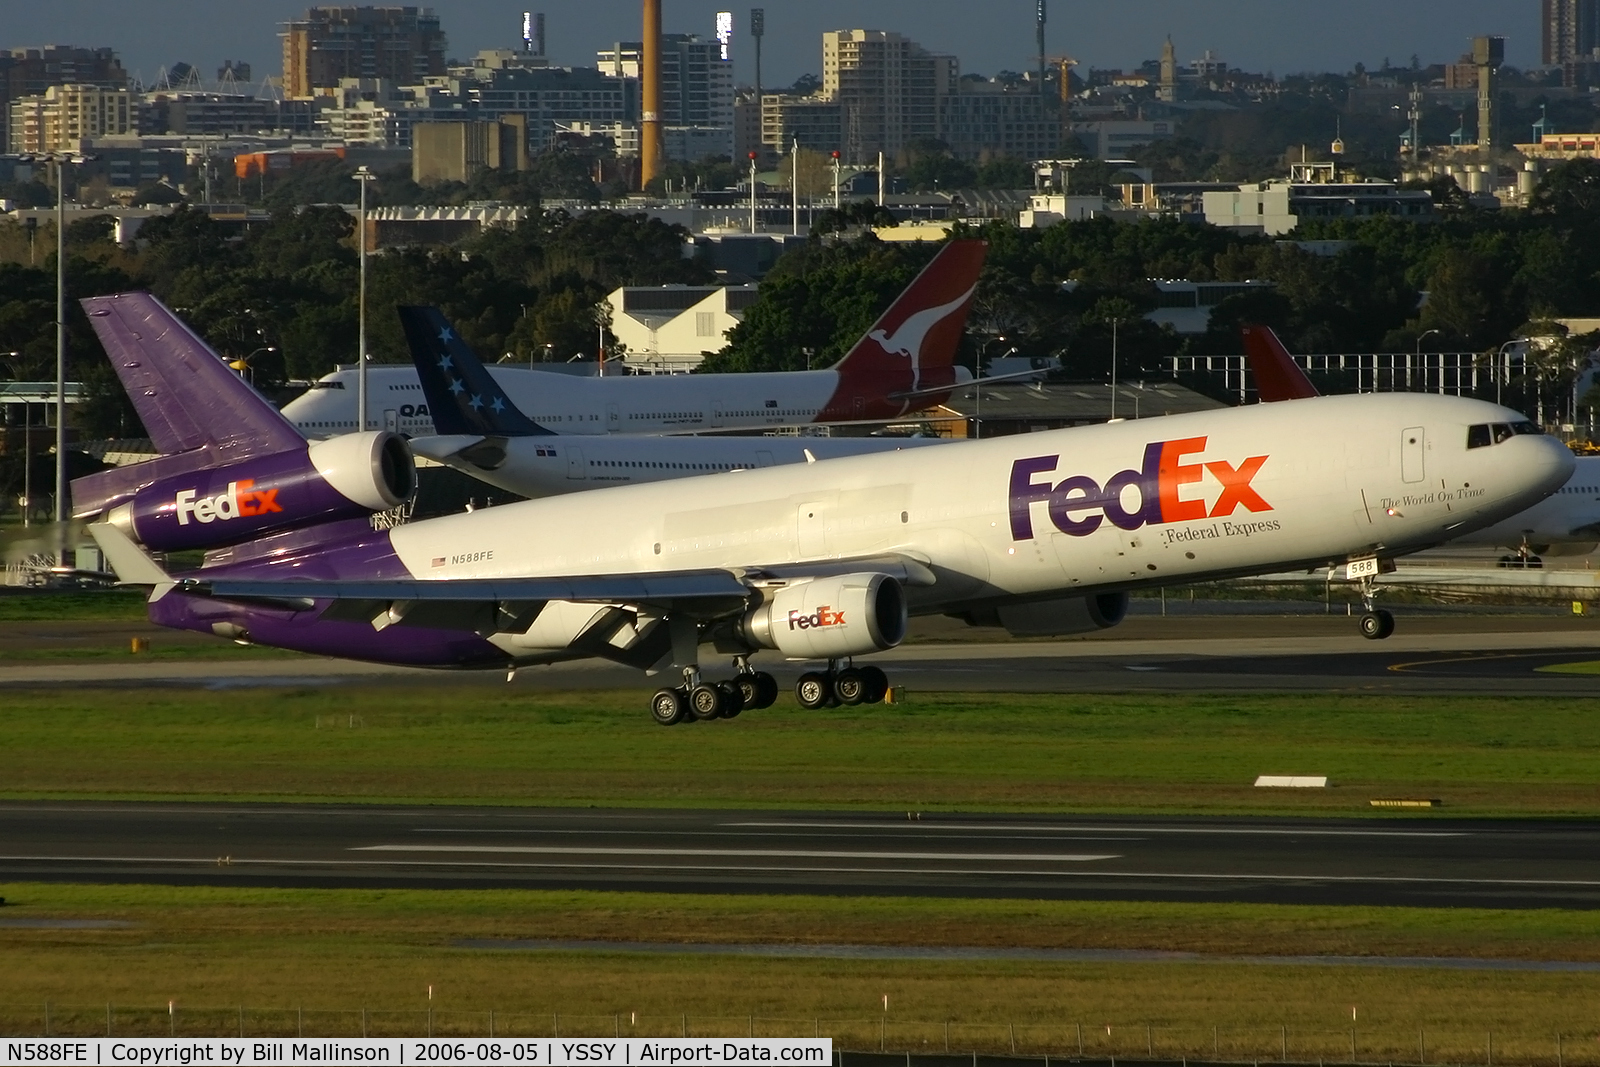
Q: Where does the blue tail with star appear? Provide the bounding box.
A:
[397,306,553,437]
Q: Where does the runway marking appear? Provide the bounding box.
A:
[410,828,1147,842]
[1388,651,1567,674]
[724,821,1469,838]
[351,845,1121,862]
[0,854,1597,887]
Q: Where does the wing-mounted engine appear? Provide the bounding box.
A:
[735,572,907,658]
[961,592,1129,637]
[104,432,415,552]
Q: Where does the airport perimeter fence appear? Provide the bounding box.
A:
[1,1006,1597,1066]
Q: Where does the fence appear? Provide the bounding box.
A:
[2,1006,1595,1066]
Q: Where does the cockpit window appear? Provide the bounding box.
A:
[1469,421,1543,448]
[310,380,346,390]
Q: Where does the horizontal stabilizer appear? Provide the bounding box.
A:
[88,520,172,588]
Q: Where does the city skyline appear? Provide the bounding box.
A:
[6,0,1538,91]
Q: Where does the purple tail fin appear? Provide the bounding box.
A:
[72,292,308,518]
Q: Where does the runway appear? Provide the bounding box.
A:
[1,803,1597,909]
[4,626,1600,694]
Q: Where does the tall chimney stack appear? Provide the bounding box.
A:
[641,0,663,188]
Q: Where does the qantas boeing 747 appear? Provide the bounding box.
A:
[282,241,985,439]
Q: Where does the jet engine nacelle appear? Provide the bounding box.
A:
[739,572,907,659]
[109,432,415,552]
[964,592,1129,637]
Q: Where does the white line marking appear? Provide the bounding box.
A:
[0,854,1596,888]
[724,821,1469,838]
[352,845,1120,862]
[410,828,1146,842]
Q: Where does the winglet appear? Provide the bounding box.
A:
[1242,324,1320,402]
[398,306,553,437]
[88,520,175,599]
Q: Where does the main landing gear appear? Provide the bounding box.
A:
[794,661,890,710]
[650,658,779,726]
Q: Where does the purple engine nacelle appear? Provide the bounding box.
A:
[106,432,415,552]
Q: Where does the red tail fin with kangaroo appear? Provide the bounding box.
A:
[820,239,986,421]
[1242,323,1320,402]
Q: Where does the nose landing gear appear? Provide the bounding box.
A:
[1354,570,1395,640]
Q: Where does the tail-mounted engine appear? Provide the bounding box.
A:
[106,432,415,552]
[737,572,908,659]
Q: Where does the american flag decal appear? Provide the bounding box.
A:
[431,557,446,568]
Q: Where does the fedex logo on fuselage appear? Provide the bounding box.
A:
[173,479,283,525]
[1009,436,1271,540]
[789,605,846,630]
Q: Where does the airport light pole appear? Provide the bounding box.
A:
[39,152,88,536]
[354,166,376,431]
[1109,318,1121,420]
[748,152,757,233]
[1413,328,1439,393]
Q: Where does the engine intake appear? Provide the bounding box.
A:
[739,572,907,659]
[109,432,415,552]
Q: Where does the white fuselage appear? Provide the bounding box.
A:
[384,394,1571,659]
[410,432,949,499]
[1453,455,1600,551]
[284,365,858,440]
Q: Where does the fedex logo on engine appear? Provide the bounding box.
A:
[789,605,846,630]
[173,479,283,526]
[1009,437,1270,540]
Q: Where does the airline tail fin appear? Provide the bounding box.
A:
[830,239,985,389]
[72,292,309,517]
[1242,324,1320,402]
[398,306,553,437]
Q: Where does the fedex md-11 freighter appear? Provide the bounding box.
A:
[281,241,986,440]
[79,291,1573,725]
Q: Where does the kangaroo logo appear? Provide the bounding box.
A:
[867,282,977,391]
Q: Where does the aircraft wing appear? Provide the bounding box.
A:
[199,570,751,610]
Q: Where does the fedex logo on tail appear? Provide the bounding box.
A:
[174,479,283,526]
[1009,437,1270,540]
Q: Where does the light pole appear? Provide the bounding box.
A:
[353,165,377,431]
[791,139,800,236]
[1110,318,1121,420]
[1494,340,1517,407]
[831,150,841,210]
[3,351,27,528]
[1414,328,1439,393]
[229,346,278,387]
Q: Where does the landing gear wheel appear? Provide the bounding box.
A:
[1359,610,1395,640]
[716,680,745,718]
[795,672,832,710]
[752,671,779,709]
[858,665,889,704]
[650,688,685,726]
[688,683,724,721]
[834,668,867,706]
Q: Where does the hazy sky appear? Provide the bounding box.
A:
[5,0,1539,89]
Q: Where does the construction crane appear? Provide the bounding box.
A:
[1049,56,1078,105]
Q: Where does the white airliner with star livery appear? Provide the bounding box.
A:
[282,241,985,439]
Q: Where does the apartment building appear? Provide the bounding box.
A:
[282,6,447,97]
[7,84,131,153]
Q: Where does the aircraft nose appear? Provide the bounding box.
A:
[1517,434,1576,497]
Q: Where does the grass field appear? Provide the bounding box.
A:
[2,882,1600,1053]
[2,685,1599,816]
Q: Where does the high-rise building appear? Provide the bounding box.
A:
[7,83,131,153]
[282,6,447,98]
[760,92,842,154]
[597,34,733,129]
[821,29,956,162]
[1543,0,1600,65]
[0,45,127,150]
